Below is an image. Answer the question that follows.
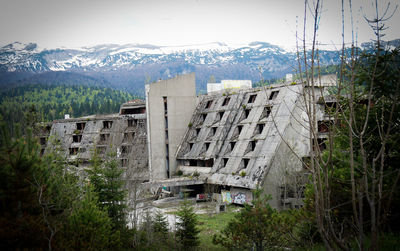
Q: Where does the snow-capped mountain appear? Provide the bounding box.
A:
[1,40,396,94]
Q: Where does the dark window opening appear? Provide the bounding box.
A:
[189,159,197,166]
[243,158,250,168]
[205,142,210,151]
[317,138,327,151]
[250,141,256,151]
[237,125,243,135]
[201,113,207,122]
[76,122,86,131]
[205,100,213,109]
[103,121,113,129]
[40,137,47,145]
[121,159,128,167]
[269,91,279,100]
[211,127,217,136]
[69,147,78,155]
[45,125,51,133]
[248,94,257,103]
[121,107,146,114]
[218,111,225,120]
[244,109,251,119]
[73,135,82,143]
[40,149,45,157]
[256,123,265,134]
[262,106,272,119]
[163,97,168,113]
[205,158,214,167]
[189,143,194,150]
[196,128,201,136]
[223,158,229,167]
[230,141,236,151]
[324,102,337,113]
[222,97,230,106]
[100,133,110,143]
[318,121,332,133]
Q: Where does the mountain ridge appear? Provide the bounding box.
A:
[1,40,397,94]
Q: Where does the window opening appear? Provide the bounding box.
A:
[103,121,113,129]
[69,147,78,155]
[248,94,257,103]
[222,97,230,106]
[223,158,229,167]
[230,141,236,151]
[244,109,251,119]
[73,135,82,143]
[269,91,279,100]
[76,122,86,131]
[205,100,213,109]
[256,123,265,134]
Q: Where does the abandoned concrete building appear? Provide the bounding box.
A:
[39,73,336,210]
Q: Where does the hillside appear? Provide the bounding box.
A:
[0,84,136,127]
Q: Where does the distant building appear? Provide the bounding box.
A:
[207,80,252,93]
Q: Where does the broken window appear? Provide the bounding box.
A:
[242,158,250,169]
[317,138,327,151]
[205,100,213,109]
[127,119,136,127]
[318,121,332,133]
[211,127,217,136]
[230,141,236,151]
[201,113,207,122]
[250,140,256,151]
[103,121,113,129]
[73,135,82,143]
[269,91,279,100]
[255,123,265,134]
[237,125,243,135]
[222,158,229,167]
[218,111,225,121]
[76,122,86,131]
[222,97,230,106]
[69,147,78,155]
[244,109,251,119]
[248,94,257,103]
[261,106,272,119]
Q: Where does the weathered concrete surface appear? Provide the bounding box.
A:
[146,73,197,180]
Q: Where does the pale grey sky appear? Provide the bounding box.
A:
[0,0,399,49]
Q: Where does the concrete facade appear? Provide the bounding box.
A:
[145,73,197,180]
[39,73,336,210]
[42,100,149,181]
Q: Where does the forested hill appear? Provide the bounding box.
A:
[0,84,136,126]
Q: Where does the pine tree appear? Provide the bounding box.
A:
[176,200,200,249]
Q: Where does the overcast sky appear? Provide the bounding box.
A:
[0,0,399,49]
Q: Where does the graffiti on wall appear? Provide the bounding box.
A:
[232,192,247,204]
[221,191,232,204]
